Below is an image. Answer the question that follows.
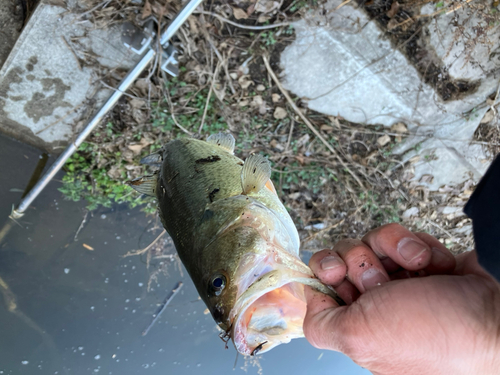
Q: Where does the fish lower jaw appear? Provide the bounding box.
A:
[232,281,307,356]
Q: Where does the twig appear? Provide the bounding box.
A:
[142,281,183,336]
[61,36,82,70]
[335,0,353,10]
[199,14,236,95]
[198,61,221,134]
[74,210,89,241]
[123,230,166,257]
[195,10,289,30]
[262,55,365,189]
[285,118,294,153]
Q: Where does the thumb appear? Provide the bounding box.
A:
[303,286,350,351]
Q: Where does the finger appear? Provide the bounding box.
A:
[303,286,343,350]
[333,239,389,293]
[309,249,347,286]
[362,223,432,270]
[380,257,401,274]
[390,269,427,280]
[334,279,361,305]
[414,232,456,274]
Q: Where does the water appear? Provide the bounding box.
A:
[0,134,370,374]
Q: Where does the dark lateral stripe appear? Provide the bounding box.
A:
[195,155,221,164]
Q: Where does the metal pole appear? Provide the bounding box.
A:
[11,0,203,219]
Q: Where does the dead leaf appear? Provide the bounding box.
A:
[386,1,399,18]
[129,98,145,109]
[320,124,334,132]
[272,93,281,103]
[132,109,147,124]
[273,107,287,119]
[256,84,266,92]
[142,0,152,19]
[238,75,254,90]
[83,243,94,251]
[232,7,249,19]
[128,144,144,154]
[391,122,408,133]
[377,134,391,147]
[480,109,494,124]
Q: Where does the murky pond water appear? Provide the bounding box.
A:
[0,134,370,374]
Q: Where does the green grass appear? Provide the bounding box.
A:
[59,78,228,212]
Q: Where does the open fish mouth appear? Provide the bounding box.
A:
[230,267,333,356]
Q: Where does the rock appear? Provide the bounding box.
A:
[273,107,287,119]
[280,0,497,190]
[377,134,391,147]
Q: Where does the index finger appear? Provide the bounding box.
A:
[362,223,432,270]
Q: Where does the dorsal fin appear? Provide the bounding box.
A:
[241,153,271,195]
[207,132,235,154]
[126,174,158,197]
[140,151,162,167]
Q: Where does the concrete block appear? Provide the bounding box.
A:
[0,1,142,153]
[280,0,499,189]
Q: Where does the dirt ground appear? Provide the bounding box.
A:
[62,0,500,263]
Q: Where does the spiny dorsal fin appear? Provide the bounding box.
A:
[140,151,162,167]
[241,153,271,195]
[126,174,158,197]
[207,132,235,154]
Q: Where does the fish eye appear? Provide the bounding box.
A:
[209,274,227,296]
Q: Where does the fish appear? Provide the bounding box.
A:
[128,133,343,355]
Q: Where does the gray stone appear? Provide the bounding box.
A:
[280,0,499,190]
[0,1,142,152]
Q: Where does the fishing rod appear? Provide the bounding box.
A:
[9,0,203,221]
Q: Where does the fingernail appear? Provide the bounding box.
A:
[361,268,388,291]
[431,247,449,265]
[398,238,428,262]
[320,256,343,270]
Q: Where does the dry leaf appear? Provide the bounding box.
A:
[320,124,334,132]
[377,134,391,147]
[386,1,399,18]
[142,0,152,19]
[390,122,408,133]
[480,110,494,124]
[129,98,145,109]
[238,76,254,89]
[273,107,287,119]
[256,84,266,92]
[272,93,281,103]
[83,243,94,251]
[232,7,249,19]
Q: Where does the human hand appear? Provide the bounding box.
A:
[303,223,500,375]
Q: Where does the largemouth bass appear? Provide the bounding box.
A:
[128,133,342,355]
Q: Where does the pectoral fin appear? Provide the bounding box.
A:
[241,154,271,195]
[207,132,235,154]
[127,174,158,197]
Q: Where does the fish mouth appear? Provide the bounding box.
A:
[229,260,335,356]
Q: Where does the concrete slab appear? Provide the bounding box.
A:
[280,0,499,189]
[0,0,142,153]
